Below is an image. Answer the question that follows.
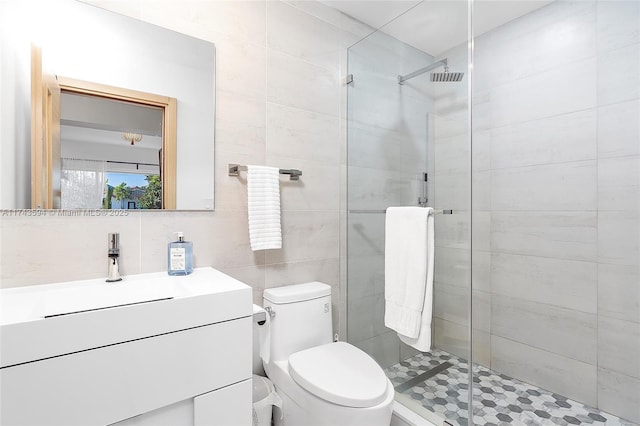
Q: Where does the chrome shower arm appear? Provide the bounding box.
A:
[397,59,447,84]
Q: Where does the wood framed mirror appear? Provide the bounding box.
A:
[31,46,177,209]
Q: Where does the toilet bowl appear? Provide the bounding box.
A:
[259,282,394,426]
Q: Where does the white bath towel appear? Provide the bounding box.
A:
[384,206,434,351]
[398,209,434,351]
[247,165,282,251]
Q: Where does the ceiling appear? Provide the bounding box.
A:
[61,92,163,137]
[61,126,162,150]
[60,92,163,151]
[322,0,554,56]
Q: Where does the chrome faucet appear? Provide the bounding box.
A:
[106,233,122,282]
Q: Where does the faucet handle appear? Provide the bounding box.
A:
[108,233,120,256]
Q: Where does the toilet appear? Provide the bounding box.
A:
[259,282,394,426]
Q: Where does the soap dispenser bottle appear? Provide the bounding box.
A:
[168,232,193,275]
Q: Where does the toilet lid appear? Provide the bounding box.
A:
[288,342,390,408]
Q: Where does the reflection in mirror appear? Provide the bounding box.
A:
[60,92,163,209]
[0,0,215,210]
[31,73,177,209]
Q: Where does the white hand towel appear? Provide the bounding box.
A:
[247,165,282,251]
[384,207,434,351]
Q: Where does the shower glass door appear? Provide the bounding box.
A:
[347,1,640,425]
[345,2,473,424]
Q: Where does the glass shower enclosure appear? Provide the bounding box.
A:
[346,1,472,423]
[346,1,640,425]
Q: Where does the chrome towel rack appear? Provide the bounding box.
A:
[228,164,302,181]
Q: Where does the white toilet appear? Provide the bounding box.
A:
[260,282,394,426]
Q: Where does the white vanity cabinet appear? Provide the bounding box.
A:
[0,268,253,426]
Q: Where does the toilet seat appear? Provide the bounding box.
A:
[288,342,390,408]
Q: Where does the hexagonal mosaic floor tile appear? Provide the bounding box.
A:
[385,349,637,426]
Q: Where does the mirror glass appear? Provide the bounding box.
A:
[61,92,163,209]
[0,0,215,210]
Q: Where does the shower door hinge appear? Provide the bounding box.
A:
[345,74,354,85]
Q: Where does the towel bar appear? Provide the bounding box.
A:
[228,164,302,181]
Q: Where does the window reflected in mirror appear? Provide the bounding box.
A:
[32,74,177,210]
[60,92,164,209]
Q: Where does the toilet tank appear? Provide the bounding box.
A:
[262,282,333,363]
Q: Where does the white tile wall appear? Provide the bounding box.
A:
[491,252,597,314]
[434,246,470,288]
[491,335,598,406]
[347,166,423,210]
[491,161,597,212]
[347,254,384,299]
[491,294,597,364]
[348,123,428,173]
[597,99,640,158]
[1,0,346,338]
[596,0,640,52]
[433,317,471,362]
[434,135,471,175]
[267,1,341,71]
[433,282,470,326]
[353,330,402,369]
[434,214,471,251]
[598,210,640,266]
[1,212,143,286]
[597,368,640,423]
[267,51,340,117]
[598,316,640,379]
[472,250,491,293]
[266,103,340,165]
[474,1,597,93]
[460,1,640,421]
[347,217,385,261]
[595,16,640,418]
[472,171,491,211]
[431,172,471,211]
[598,263,640,323]
[490,109,597,169]
[597,43,640,106]
[491,211,597,261]
[597,156,640,211]
[477,57,597,130]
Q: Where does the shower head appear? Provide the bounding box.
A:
[430,66,464,82]
[398,59,464,84]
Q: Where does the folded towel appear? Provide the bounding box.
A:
[397,209,434,352]
[247,165,282,251]
[384,207,434,349]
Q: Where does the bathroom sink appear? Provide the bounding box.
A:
[0,267,252,368]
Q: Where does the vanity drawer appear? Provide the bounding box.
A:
[0,316,251,426]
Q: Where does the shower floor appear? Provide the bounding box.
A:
[385,349,636,426]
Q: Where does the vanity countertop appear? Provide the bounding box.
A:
[0,267,252,368]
